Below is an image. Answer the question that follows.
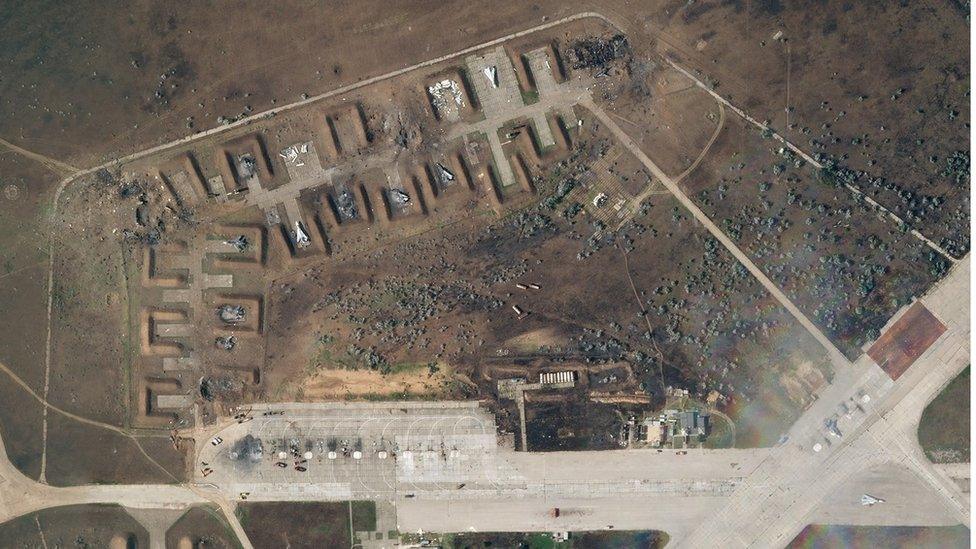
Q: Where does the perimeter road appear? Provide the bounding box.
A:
[664,59,957,262]
[47,11,619,207]
[37,7,619,494]
[581,99,850,369]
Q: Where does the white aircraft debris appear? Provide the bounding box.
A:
[435,162,455,184]
[824,417,842,438]
[389,188,411,206]
[483,66,499,88]
[427,79,465,113]
[294,220,311,248]
[280,142,310,166]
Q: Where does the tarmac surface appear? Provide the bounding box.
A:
[0,255,968,547]
[676,257,971,547]
[6,9,970,549]
[194,402,767,503]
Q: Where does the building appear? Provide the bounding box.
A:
[636,409,711,447]
[642,416,666,446]
[676,410,709,441]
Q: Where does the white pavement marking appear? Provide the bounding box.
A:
[18,11,969,547]
[676,256,969,547]
[39,15,617,479]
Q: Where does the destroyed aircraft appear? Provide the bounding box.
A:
[217,305,247,324]
[389,188,411,207]
[294,220,311,248]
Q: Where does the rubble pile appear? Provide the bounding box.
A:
[568,35,630,70]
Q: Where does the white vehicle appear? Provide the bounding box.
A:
[210,436,224,446]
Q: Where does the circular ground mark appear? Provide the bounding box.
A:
[3,184,19,200]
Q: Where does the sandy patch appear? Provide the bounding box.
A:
[301,364,452,399]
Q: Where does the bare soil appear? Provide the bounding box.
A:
[0,0,967,487]
[640,0,971,256]
[0,154,57,479]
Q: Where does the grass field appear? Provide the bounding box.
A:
[418,530,668,549]
[238,500,377,548]
[787,524,970,549]
[918,366,970,463]
[166,505,241,549]
[0,504,148,547]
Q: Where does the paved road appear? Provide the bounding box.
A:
[0,429,255,549]
[663,59,955,262]
[0,263,967,545]
[6,9,967,548]
[192,401,767,504]
[677,257,970,547]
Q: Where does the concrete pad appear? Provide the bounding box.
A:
[155,323,193,339]
[163,356,200,372]
[281,198,304,227]
[486,130,516,188]
[156,394,194,410]
[466,47,524,117]
[203,274,234,289]
[525,48,560,95]
[281,141,329,184]
[165,171,198,204]
[396,495,730,537]
[532,112,555,148]
[161,289,192,304]
[206,240,241,255]
[124,507,187,549]
[811,462,961,526]
[207,175,227,197]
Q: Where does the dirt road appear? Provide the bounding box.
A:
[582,98,850,369]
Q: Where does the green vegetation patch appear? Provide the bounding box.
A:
[788,524,971,548]
[0,504,149,549]
[351,500,377,532]
[918,366,970,463]
[238,502,350,549]
[418,530,667,549]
